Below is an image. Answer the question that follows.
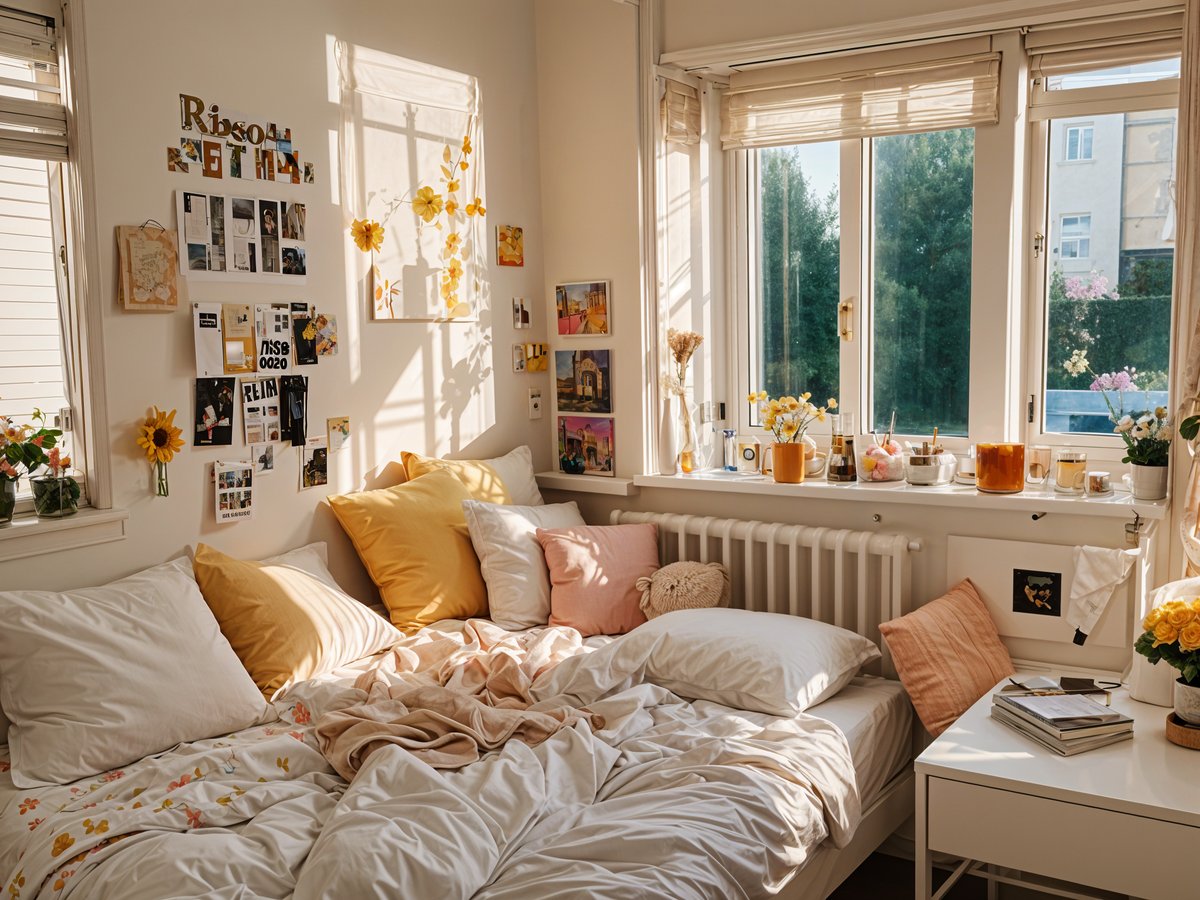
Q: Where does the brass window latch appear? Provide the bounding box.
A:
[838,297,854,341]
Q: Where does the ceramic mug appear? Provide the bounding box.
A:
[1054,450,1087,494]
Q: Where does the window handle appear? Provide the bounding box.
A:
[839,297,854,341]
[1033,232,1045,258]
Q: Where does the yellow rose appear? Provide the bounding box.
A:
[1180,622,1200,652]
[1167,605,1195,629]
[1153,620,1179,647]
[1191,598,1200,615]
[1143,607,1166,631]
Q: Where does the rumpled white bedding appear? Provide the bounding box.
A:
[0,621,860,900]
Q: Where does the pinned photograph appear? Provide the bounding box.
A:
[555,349,611,413]
[187,243,207,271]
[303,162,315,184]
[214,460,254,523]
[314,314,337,356]
[512,297,531,329]
[513,342,548,373]
[292,303,317,365]
[241,376,280,444]
[282,202,306,241]
[558,415,614,477]
[250,442,274,475]
[1013,569,1062,617]
[555,281,609,335]
[327,416,350,452]
[227,143,245,179]
[167,147,189,173]
[301,436,328,489]
[259,200,279,239]
[281,246,306,276]
[497,225,524,267]
[194,376,236,446]
[181,137,202,163]
[231,198,255,236]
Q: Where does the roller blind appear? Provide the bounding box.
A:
[661,79,701,145]
[721,38,1000,149]
[0,4,64,162]
[1028,10,1184,79]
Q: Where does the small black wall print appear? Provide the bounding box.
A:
[1012,569,1062,617]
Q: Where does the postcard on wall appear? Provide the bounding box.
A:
[314,313,337,356]
[194,376,236,446]
[558,415,615,477]
[230,197,258,273]
[327,416,350,452]
[221,303,257,375]
[193,302,224,377]
[555,281,609,335]
[215,460,254,523]
[300,436,328,489]
[555,349,611,413]
[250,442,274,476]
[291,302,317,365]
[512,297,531,329]
[513,342,548,373]
[241,376,281,444]
[117,225,184,311]
[255,303,292,373]
[497,224,524,267]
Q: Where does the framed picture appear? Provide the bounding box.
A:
[555,281,609,336]
[555,349,611,413]
[558,415,614,477]
[1012,569,1062,617]
[496,224,524,267]
[513,342,549,373]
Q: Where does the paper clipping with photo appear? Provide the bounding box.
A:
[215,460,254,523]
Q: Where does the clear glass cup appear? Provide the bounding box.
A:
[1055,450,1087,493]
[1026,445,1052,484]
[827,414,857,482]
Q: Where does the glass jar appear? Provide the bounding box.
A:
[827,413,857,482]
[976,443,1025,494]
[722,429,737,471]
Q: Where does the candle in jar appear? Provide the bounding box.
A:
[976,443,1025,494]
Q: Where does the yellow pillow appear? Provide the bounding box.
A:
[191,542,402,700]
[401,445,543,505]
[328,469,488,631]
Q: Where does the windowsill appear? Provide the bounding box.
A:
[633,470,1167,520]
[0,506,129,563]
[535,471,640,496]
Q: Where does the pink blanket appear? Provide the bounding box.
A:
[316,619,604,778]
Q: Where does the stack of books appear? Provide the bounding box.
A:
[991,690,1133,756]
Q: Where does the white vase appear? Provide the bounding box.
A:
[658,394,678,474]
[1174,678,1200,725]
[1128,463,1168,501]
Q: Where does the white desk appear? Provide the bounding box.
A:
[914,682,1200,900]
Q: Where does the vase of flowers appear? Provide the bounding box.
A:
[32,447,78,518]
[1135,598,1200,725]
[748,390,837,484]
[663,329,704,474]
[0,478,14,526]
[1062,350,1170,500]
[0,409,68,522]
[136,406,184,497]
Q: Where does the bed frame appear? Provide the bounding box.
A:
[610,510,920,899]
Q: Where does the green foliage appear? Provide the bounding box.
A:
[1135,630,1200,686]
[1046,293,1171,391]
[0,409,62,482]
[1120,257,1174,298]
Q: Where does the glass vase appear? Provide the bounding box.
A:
[677,392,697,474]
[155,460,170,497]
[0,478,15,526]
[31,475,78,518]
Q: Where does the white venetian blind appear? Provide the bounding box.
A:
[721,36,1000,149]
[0,152,64,424]
[0,4,64,162]
[1027,10,1184,79]
[661,79,701,145]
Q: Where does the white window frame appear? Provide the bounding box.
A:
[1058,213,1092,260]
[1064,123,1094,161]
[1023,73,1180,456]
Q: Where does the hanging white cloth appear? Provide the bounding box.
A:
[1067,545,1137,644]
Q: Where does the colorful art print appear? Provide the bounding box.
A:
[292,304,318,365]
[512,297,531,329]
[327,416,350,452]
[314,314,337,356]
[194,377,236,446]
[1013,569,1062,617]
[558,415,614,477]
[555,281,609,335]
[301,436,328,489]
[117,225,183,311]
[555,349,611,413]
[496,225,524,267]
[513,342,548,373]
[250,442,274,475]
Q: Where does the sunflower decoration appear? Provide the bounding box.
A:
[136,406,184,497]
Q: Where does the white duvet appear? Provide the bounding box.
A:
[0,624,859,900]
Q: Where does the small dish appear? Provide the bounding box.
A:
[954,472,977,486]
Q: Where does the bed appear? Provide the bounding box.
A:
[0,512,918,899]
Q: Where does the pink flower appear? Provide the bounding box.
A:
[292,701,312,725]
[185,808,203,829]
[0,460,15,478]
[101,770,124,782]
[168,774,191,791]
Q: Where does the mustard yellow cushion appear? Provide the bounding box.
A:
[191,542,401,700]
[328,469,488,631]
[401,445,543,505]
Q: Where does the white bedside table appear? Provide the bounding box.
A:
[914,681,1200,900]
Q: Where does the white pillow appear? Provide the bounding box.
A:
[0,556,271,788]
[463,500,585,629]
[537,608,881,717]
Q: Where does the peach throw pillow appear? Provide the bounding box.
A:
[878,578,1014,736]
[536,524,659,636]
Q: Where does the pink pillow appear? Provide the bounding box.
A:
[878,578,1014,736]
[536,524,659,636]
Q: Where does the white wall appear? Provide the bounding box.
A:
[0,0,551,597]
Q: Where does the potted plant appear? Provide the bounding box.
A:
[748,390,837,484]
[1135,598,1200,725]
[0,409,67,525]
[1061,350,1170,500]
[31,445,79,518]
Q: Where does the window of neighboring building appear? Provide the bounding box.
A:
[1064,124,1093,160]
[1058,214,1092,259]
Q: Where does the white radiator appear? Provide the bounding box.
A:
[610,510,920,677]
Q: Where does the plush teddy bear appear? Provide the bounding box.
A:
[635,561,730,619]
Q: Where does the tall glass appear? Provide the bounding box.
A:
[1026,445,1052,485]
[976,443,1025,494]
[827,413,857,482]
[1055,450,1087,493]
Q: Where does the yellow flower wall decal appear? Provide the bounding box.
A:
[412,186,444,223]
[350,218,384,253]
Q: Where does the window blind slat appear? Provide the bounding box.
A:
[1027,11,1184,77]
[661,79,701,145]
